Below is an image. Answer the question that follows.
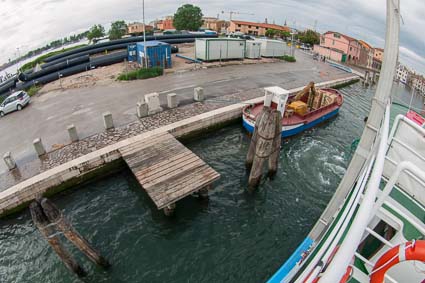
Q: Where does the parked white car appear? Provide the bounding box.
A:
[0,91,31,117]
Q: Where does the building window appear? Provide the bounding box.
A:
[248,25,251,28]
[334,33,341,38]
[350,47,352,51]
[332,40,335,45]
[236,29,240,32]
[256,26,259,29]
[238,24,241,27]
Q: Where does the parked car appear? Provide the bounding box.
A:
[0,91,31,117]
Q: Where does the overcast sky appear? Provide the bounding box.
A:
[1,0,424,74]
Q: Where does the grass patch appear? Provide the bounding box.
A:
[117,67,163,81]
[26,85,42,96]
[278,55,296,62]
[19,44,87,72]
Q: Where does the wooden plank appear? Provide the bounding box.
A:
[151,167,219,203]
[134,152,198,180]
[141,158,205,189]
[156,173,220,209]
[119,132,170,154]
[120,131,221,210]
[126,144,187,171]
[121,137,178,161]
[130,151,193,177]
[148,165,218,199]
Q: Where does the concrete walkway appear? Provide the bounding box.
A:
[0,51,350,173]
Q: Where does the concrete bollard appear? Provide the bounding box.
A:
[103,112,114,130]
[3,151,16,170]
[67,124,79,142]
[33,138,46,156]
[144,92,163,115]
[137,101,149,118]
[194,87,204,102]
[167,93,178,108]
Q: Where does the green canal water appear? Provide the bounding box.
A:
[0,83,422,283]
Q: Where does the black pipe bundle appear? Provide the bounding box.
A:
[44,34,217,62]
[20,55,90,81]
[1,35,214,95]
[13,51,128,91]
[0,76,17,94]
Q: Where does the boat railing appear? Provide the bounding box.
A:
[372,161,425,234]
[319,101,391,282]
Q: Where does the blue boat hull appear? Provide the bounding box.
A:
[242,108,340,138]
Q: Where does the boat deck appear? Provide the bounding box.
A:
[119,132,220,210]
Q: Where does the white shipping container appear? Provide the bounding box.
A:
[195,38,246,61]
[245,41,262,59]
[255,39,285,57]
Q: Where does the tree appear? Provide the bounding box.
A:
[297,30,320,46]
[87,24,105,41]
[173,4,203,31]
[109,21,127,40]
[265,29,278,38]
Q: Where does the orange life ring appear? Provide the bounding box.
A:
[370,240,425,283]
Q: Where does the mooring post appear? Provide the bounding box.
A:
[103,112,114,130]
[145,92,163,115]
[67,124,79,143]
[194,87,204,102]
[167,93,178,108]
[3,151,16,170]
[33,138,46,156]
[30,201,86,277]
[245,111,264,170]
[40,198,110,268]
[197,186,210,200]
[246,107,280,190]
[268,111,282,177]
[137,101,148,118]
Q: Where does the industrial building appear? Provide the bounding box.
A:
[255,39,286,57]
[245,41,262,59]
[195,38,246,61]
[128,41,172,68]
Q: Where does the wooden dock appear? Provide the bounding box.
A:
[119,132,220,212]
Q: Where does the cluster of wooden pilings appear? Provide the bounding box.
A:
[30,198,110,277]
[246,107,282,189]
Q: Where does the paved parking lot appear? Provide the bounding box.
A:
[0,51,349,173]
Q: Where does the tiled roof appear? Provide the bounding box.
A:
[324,31,357,42]
[231,20,291,32]
[358,40,372,49]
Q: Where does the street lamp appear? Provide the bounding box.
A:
[142,0,148,68]
[290,31,297,57]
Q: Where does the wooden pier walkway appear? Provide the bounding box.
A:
[119,132,220,211]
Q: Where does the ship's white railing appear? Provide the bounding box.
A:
[319,101,391,282]
[295,145,377,282]
[353,252,398,283]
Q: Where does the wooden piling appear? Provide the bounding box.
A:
[247,107,280,189]
[163,203,176,216]
[268,111,282,177]
[245,111,264,170]
[29,201,86,277]
[40,198,110,268]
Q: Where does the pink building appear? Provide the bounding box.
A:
[318,31,361,63]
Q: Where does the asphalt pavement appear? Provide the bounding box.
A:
[0,51,350,173]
